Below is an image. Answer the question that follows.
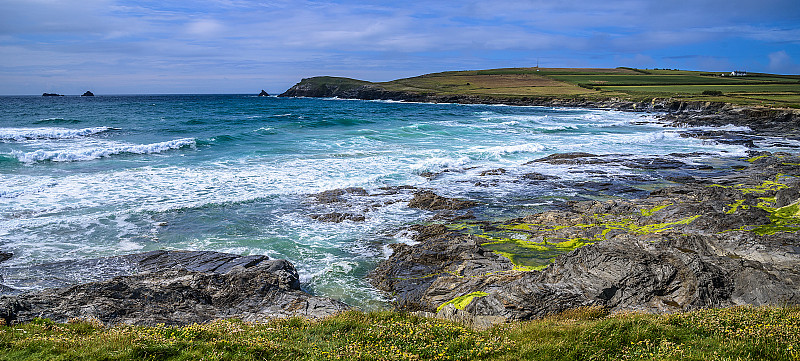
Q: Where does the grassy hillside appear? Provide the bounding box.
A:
[1,306,797,360]
[370,67,800,108]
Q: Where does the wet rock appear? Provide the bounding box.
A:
[312,187,368,203]
[521,172,557,181]
[407,191,477,211]
[526,152,600,165]
[479,168,506,176]
[311,212,366,222]
[430,210,476,222]
[0,251,349,325]
[370,229,519,312]
[0,252,11,264]
[623,157,686,170]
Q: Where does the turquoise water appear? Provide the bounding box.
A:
[0,95,772,308]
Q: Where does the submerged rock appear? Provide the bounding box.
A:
[0,250,349,325]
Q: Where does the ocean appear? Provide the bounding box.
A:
[0,94,785,309]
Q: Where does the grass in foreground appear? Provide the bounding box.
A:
[1,305,798,360]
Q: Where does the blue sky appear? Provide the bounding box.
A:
[1,0,799,95]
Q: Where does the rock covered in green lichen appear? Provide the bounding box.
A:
[371,151,800,323]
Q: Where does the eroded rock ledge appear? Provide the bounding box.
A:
[370,152,800,323]
[0,250,349,325]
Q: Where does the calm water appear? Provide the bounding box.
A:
[0,95,774,308]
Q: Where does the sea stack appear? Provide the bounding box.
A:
[258,89,269,97]
[81,91,94,96]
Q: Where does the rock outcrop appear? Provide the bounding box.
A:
[42,93,63,97]
[81,91,94,96]
[258,90,269,96]
[371,152,800,323]
[0,250,349,325]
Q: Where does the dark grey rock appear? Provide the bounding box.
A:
[311,212,366,222]
[372,154,800,323]
[312,187,368,203]
[407,191,477,211]
[0,251,349,325]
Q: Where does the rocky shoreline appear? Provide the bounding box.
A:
[2,86,799,327]
[370,152,800,325]
[0,251,349,325]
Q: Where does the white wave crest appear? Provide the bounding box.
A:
[476,143,546,157]
[0,127,112,141]
[410,156,471,174]
[12,138,196,163]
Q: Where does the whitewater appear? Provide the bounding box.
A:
[0,94,792,308]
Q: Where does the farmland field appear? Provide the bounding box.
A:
[368,67,800,107]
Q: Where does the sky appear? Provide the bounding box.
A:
[1,0,799,95]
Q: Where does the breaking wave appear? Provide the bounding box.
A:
[0,127,112,141]
[11,138,196,163]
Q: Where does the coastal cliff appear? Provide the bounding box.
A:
[280,76,800,135]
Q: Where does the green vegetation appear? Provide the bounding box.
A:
[357,67,800,107]
[450,203,696,271]
[437,292,490,312]
[1,306,797,360]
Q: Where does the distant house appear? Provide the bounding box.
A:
[730,70,748,76]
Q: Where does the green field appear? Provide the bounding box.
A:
[1,306,797,360]
[367,67,800,108]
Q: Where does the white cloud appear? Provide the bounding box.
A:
[185,19,224,37]
[768,50,800,73]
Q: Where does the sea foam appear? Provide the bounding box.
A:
[11,138,196,163]
[0,127,112,141]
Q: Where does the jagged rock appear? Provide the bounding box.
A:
[370,228,519,312]
[530,152,598,163]
[521,172,557,181]
[258,90,269,97]
[480,168,506,176]
[312,187,368,203]
[407,191,477,211]
[311,212,366,222]
[0,250,349,325]
[372,154,800,322]
[81,91,94,96]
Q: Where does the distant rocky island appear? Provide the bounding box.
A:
[41,93,63,97]
[258,89,269,96]
[81,91,94,96]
